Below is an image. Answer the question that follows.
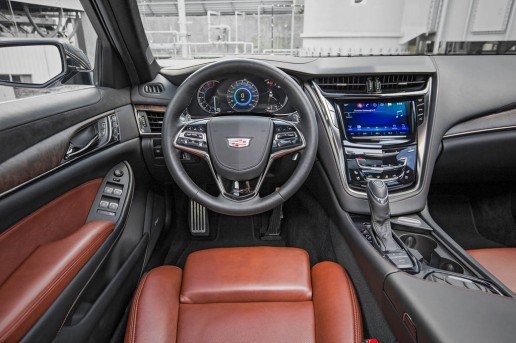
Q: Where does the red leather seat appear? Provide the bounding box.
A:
[125,247,363,343]
[468,248,516,293]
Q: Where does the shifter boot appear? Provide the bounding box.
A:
[366,180,400,252]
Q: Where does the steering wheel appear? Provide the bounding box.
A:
[162,59,318,216]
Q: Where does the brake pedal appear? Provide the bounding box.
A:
[189,200,209,236]
[261,203,283,241]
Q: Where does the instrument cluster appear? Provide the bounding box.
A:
[190,75,294,117]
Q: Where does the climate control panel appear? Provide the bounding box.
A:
[344,145,417,191]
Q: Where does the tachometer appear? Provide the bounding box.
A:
[264,79,288,113]
[227,79,259,112]
[197,80,221,114]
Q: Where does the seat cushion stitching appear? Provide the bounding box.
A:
[129,272,150,343]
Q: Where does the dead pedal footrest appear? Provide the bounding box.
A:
[189,200,209,236]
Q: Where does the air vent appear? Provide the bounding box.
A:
[146,111,164,133]
[314,74,428,94]
[143,83,164,94]
[137,110,164,134]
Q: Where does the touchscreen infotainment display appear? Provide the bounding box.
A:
[341,101,411,138]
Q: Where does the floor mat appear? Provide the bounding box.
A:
[282,188,337,266]
[428,195,503,249]
[470,188,516,246]
[173,214,285,267]
[159,186,337,268]
[428,194,504,250]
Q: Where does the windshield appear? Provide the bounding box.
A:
[138,0,516,65]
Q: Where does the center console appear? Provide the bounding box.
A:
[336,97,425,192]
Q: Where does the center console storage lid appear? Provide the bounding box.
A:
[384,272,516,343]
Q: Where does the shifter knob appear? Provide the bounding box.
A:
[366,180,390,223]
[366,180,399,252]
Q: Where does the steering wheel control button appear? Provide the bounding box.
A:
[175,121,209,155]
[184,132,203,139]
[271,121,304,154]
[276,132,297,139]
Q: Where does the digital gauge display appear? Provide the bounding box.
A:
[197,80,221,114]
[264,79,288,113]
[227,80,259,112]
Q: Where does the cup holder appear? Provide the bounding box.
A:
[400,234,437,262]
[438,258,464,274]
[400,233,465,274]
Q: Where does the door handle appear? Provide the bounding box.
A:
[65,133,99,160]
[63,115,119,162]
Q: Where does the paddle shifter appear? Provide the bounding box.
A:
[366,180,413,269]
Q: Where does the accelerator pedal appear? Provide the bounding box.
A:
[189,200,209,236]
[261,203,283,241]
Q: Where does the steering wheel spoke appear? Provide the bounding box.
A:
[213,174,264,201]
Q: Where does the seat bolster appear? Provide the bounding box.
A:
[125,266,182,343]
[312,261,363,343]
[0,220,114,343]
[468,248,516,293]
[181,247,312,303]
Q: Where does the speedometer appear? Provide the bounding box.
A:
[227,80,259,112]
[197,80,221,114]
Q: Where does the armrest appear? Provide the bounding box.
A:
[0,220,114,342]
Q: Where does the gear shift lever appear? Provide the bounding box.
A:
[366,179,400,252]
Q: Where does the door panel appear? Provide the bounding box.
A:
[0,87,151,342]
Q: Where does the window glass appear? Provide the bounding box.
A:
[0,0,98,103]
[137,0,516,66]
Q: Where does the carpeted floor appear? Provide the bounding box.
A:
[429,183,516,249]
[148,185,337,268]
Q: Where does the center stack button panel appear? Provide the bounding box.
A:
[345,145,417,191]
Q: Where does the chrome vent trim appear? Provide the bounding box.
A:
[314,74,429,94]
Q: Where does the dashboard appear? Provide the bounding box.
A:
[187,74,295,117]
[135,55,516,217]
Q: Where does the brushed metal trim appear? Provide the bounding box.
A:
[443,125,516,138]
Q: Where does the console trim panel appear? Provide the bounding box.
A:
[310,77,433,200]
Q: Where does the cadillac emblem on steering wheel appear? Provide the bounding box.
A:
[227,138,251,148]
